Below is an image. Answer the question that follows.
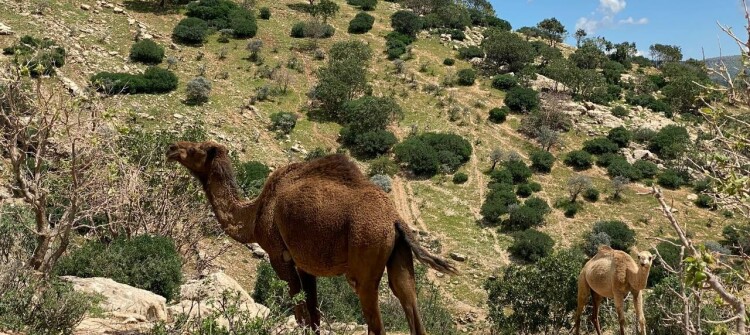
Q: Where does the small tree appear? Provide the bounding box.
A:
[610,175,629,200]
[530,150,555,173]
[489,148,503,171]
[313,0,339,23]
[574,28,587,47]
[185,76,212,105]
[391,10,422,37]
[536,17,566,47]
[536,126,561,152]
[246,39,263,63]
[504,86,539,113]
[270,112,298,135]
[564,150,593,170]
[567,175,592,202]
[172,17,209,45]
[456,68,476,86]
[607,126,632,148]
[509,229,555,262]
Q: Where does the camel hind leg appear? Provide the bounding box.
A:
[573,271,590,335]
[387,236,426,335]
[591,292,603,335]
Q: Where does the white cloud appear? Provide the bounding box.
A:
[599,0,626,14]
[618,16,648,25]
[575,0,647,34]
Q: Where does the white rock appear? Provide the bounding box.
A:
[62,276,168,321]
[0,22,13,35]
[633,149,657,161]
[450,252,466,262]
[687,194,698,201]
[113,6,124,13]
[80,4,91,10]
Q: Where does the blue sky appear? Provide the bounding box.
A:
[491,0,748,59]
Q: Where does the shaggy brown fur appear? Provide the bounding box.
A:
[573,245,654,335]
[167,141,458,335]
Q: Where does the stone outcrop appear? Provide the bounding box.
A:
[63,276,168,321]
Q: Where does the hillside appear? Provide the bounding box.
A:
[0,0,746,333]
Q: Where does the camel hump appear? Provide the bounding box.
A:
[592,245,615,259]
[394,220,458,275]
[296,154,367,185]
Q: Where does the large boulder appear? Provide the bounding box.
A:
[168,272,269,327]
[62,276,168,321]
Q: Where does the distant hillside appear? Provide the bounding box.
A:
[705,55,743,84]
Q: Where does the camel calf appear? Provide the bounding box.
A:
[573,245,654,335]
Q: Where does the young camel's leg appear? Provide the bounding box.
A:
[591,292,603,335]
[613,292,627,335]
[269,257,310,328]
[299,270,320,333]
[573,271,590,335]
[386,238,426,335]
[633,290,646,335]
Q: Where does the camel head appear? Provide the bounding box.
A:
[636,250,655,269]
[166,141,229,180]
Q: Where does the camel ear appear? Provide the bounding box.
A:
[630,246,640,255]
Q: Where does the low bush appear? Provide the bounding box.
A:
[456,68,476,86]
[129,39,165,64]
[657,169,684,189]
[185,76,211,104]
[633,160,659,179]
[606,159,641,181]
[633,128,657,144]
[488,107,508,124]
[370,174,393,193]
[3,35,66,76]
[582,137,619,155]
[358,0,377,10]
[722,224,750,255]
[528,182,542,192]
[91,67,178,94]
[348,12,375,34]
[692,178,712,194]
[443,58,455,66]
[229,8,258,38]
[492,74,518,90]
[291,21,335,38]
[391,10,422,37]
[259,7,271,19]
[530,150,554,173]
[394,133,472,176]
[509,229,555,262]
[350,130,398,158]
[453,172,469,184]
[695,194,715,209]
[457,46,483,60]
[55,235,183,301]
[481,186,519,223]
[503,160,532,184]
[516,183,533,198]
[504,86,539,113]
[368,157,399,176]
[649,125,690,160]
[591,220,635,251]
[503,204,545,230]
[524,196,550,214]
[172,17,209,44]
[270,112,298,135]
[236,161,270,197]
[583,187,599,202]
[564,150,593,170]
[607,126,632,148]
[583,232,611,257]
[595,153,625,168]
[611,105,629,118]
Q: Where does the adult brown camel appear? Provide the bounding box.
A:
[166,141,458,335]
[573,245,654,335]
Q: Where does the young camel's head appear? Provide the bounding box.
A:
[635,250,655,269]
[166,141,229,180]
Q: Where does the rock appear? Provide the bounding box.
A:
[248,243,267,258]
[113,6,124,13]
[469,57,483,66]
[687,194,698,201]
[584,101,597,111]
[103,2,114,8]
[0,22,13,35]
[168,272,269,328]
[450,252,466,262]
[173,113,184,119]
[633,149,656,161]
[59,76,85,98]
[62,276,168,321]
[80,4,91,10]
[530,74,569,92]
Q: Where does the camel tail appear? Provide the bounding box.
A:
[394,220,459,276]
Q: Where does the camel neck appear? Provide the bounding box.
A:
[203,163,257,244]
[628,265,651,290]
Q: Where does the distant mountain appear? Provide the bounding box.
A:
[704,55,743,84]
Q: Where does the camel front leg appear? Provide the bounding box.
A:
[269,257,310,328]
[299,269,321,334]
[633,290,646,335]
[613,292,626,335]
[591,292,603,335]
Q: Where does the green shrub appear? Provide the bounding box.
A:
[564,150,593,170]
[259,7,271,19]
[530,150,554,173]
[633,128,658,144]
[291,22,306,38]
[524,196,550,214]
[503,205,545,230]
[583,232,611,257]
[391,10,422,37]
[291,21,335,38]
[185,0,238,28]
[657,169,684,189]
[504,86,539,113]
[368,157,398,176]
[358,0,377,10]
[595,153,625,168]
[633,160,659,179]
[509,229,555,262]
[172,17,209,44]
[648,240,681,286]
[230,8,258,38]
[564,204,578,218]
[236,161,270,197]
[0,270,94,335]
[443,58,455,66]
[607,126,632,148]
[350,130,397,158]
[591,220,635,251]
[457,46,483,60]
[692,178,712,193]
[607,159,642,181]
[185,76,211,104]
[649,125,690,160]
[695,194,715,209]
[583,187,599,202]
[55,235,183,301]
[492,74,518,90]
[611,105,629,118]
[481,187,519,223]
[528,182,542,192]
[129,39,165,64]
[488,107,508,124]
[456,68,476,86]
[348,12,375,34]
[503,160,532,184]
[91,67,178,94]
[270,112,298,135]
[453,172,469,184]
[485,249,585,333]
[3,36,66,77]
[394,138,439,176]
[516,183,533,198]
[582,137,619,155]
